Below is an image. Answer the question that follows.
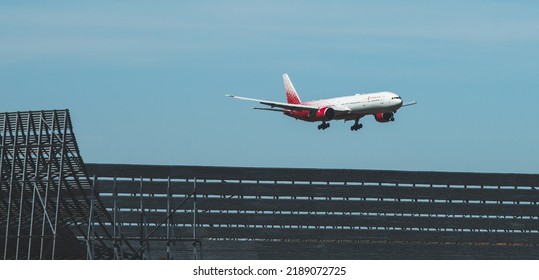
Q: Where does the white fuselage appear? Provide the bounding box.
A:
[303,91,403,120]
[227,73,415,130]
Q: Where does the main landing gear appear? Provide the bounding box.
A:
[350,119,363,131]
[318,122,330,130]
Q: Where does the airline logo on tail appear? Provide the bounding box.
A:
[284,74,301,105]
[226,73,416,131]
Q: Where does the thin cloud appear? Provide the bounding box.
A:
[1,1,538,61]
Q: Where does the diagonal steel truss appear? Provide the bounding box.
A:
[0,110,135,259]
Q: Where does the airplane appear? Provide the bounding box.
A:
[226,74,416,131]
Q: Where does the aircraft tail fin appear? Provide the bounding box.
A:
[283,73,302,104]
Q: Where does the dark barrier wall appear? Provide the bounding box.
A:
[86,163,539,260]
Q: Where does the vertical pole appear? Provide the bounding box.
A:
[0,113,6,260]
[192,177,198,260]
[28,113,44,259]
[4,112,20,259]
[16,112,32,259]
[52,110,68,260]
[166,176,171,260]
[40,111,55,259]
[86,176,96,260]
[113,176,118,259]
[139,176,145,259]
[27,183,38,259]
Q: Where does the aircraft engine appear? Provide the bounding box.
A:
[315,107,335,121]
[374,112,395,123]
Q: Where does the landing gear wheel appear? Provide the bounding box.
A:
[318,122,330,130]
[351,120,363,131]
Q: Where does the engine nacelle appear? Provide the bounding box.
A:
[315,107,335,121]
[374,112,394,123]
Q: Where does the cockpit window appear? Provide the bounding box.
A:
[391,97,401,100]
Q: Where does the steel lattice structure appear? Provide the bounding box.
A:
[87,164,539,259]
[0,110,126,259]
[3,109,539,259]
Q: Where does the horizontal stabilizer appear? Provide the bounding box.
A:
[253,107,286,112]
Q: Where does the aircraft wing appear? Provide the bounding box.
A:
[226,95,351,113]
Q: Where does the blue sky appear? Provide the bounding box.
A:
[1,1,538,173]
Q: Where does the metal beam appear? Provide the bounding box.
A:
[0,110,119,259]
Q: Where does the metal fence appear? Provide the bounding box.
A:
[2,109,539,259]
[87,164,539,259]
[0,110,123,260]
